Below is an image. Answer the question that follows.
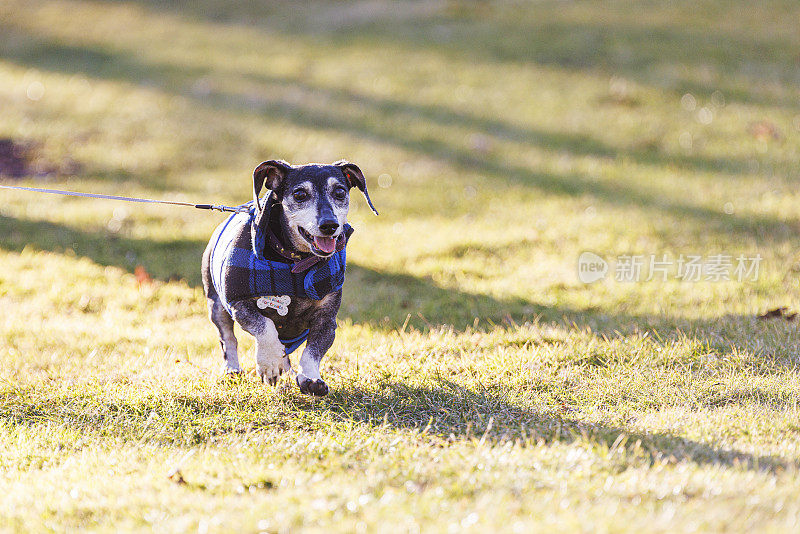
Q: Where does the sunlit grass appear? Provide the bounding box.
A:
[1,0,800,531]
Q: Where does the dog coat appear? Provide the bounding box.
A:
[209,199,351,355]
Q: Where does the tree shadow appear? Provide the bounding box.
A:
[2,379,794,473]
[0,212,791,342]
[190,86,796,244]
[105,0,800,112]
[0,213,205,285]
[1,25,795,247]
[0,212,596,330]
[1,21,771,183]
[313,379,798,472]
[372,17,800,112]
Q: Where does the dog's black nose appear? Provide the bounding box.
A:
[318,220,339,236]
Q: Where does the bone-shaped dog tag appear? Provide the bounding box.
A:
[256,295,291,316]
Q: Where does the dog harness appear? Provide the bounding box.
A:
[209,198,351,355]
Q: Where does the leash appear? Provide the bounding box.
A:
[0,184,250,213]
[2,183,349,273]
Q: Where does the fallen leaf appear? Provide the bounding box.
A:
[167,468,186,485]
[135,265,153,285]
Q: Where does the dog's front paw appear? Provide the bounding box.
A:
[221,363,243,377]
[296,375,329,396]
[256,357,290,386]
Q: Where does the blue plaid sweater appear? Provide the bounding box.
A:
[209,201,349,354]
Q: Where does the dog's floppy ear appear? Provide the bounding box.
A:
[253,159,292,208]
[334,160,379,215]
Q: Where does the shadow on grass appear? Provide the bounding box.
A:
[0,212,584,332]
[0,212,541,328]
[1,25,798,246]
[3,20,788,183]
[0,213,204,285]
[315,379,798,472]
[0,212,785,339]
[1,379,795,474]
[193,86,796,244]
[124,0,800,111]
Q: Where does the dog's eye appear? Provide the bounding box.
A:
[332,187,347,201]
[292,190,309,202]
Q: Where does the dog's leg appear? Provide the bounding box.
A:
[208,297,240,374]
[230,300,290,385]
[296,316,336,397]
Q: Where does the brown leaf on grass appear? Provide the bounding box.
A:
[134,265,153,286]
[757,307,797,321]
[747,121,782,142]
[167,469,187,485]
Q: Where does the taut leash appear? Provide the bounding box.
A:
[0,184,250,213]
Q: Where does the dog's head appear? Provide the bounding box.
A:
[253,160,378,257]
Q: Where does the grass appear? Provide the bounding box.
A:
[1,0,800,531]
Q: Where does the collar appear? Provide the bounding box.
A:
[288,229,351,273]
[267,225,351,273]
[266,226,305,263]
[252,194,353,274]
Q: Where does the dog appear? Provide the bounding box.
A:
[201,160,377,396]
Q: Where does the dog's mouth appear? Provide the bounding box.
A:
[298,226,338,256]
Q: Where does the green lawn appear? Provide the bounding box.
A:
[1,0,800,531]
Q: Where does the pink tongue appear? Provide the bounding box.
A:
[313,235,336,253]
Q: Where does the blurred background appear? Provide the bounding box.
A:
[1,0,799,331]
